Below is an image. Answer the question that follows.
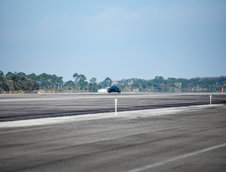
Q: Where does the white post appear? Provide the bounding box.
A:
[210,95,212,106]
[115,99,117,115]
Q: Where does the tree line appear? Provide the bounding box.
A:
[117,76,226,92]
[0,71,39,93]
[0,71,113,93]
[0,70,225,93]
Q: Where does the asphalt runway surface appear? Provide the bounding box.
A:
[0,104,226,171]
[0,93,226,172]
[0,93,226,121]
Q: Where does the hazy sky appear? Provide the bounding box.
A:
[1,0,226,82]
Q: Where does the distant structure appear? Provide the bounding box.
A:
[98,88,107,93]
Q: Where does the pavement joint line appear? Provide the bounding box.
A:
[127,143,226,172]
[0,126,54,135]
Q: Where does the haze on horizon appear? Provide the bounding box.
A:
[0,0,226,82]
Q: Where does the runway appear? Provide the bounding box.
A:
[0,93,226,172]
[0,93,226,121]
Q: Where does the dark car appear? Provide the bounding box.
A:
[108,86,121,93]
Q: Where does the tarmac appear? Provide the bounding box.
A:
[0,93,226,171]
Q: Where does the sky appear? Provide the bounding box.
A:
[0,0,226,82]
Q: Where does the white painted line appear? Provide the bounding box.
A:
[210,94,212,106]
[127,143,226,172]
[0,104,223,129]
[115,98,117,115]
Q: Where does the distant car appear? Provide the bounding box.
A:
[108,86,121,93]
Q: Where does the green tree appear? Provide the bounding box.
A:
[6,72,15,80]
[73,73,88,90]
[104,77,112,87]
[65,80,75,90]
[0,71,9,92]
[0,71,4,78]
[17,72,26,78]
[89,77,98,92]
[99,77,112,88]
[39,73,51,89]
[79,74,88,90]
[73,73,80,84]
[153,76,165,92]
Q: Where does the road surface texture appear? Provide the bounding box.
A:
[0,93,226,121]
[0,93,226,172]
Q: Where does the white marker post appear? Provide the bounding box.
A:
[115,98,117,115]
[210,95,212,106]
